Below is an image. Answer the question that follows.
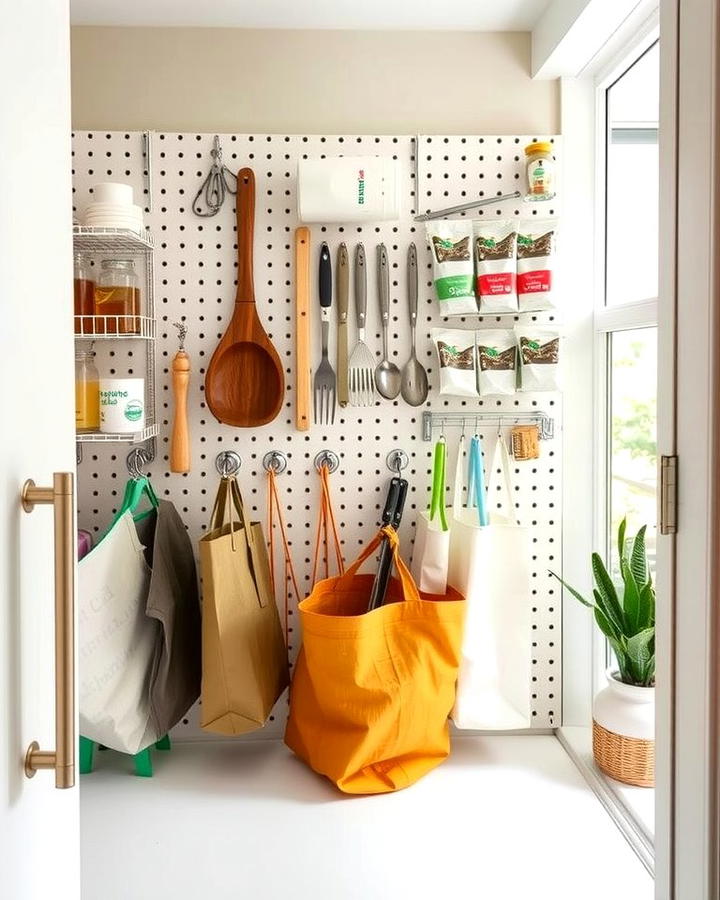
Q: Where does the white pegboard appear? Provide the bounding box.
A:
[72,131,562,739]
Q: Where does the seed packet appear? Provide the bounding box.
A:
[516,327,561,391]
[476,329,517,396]
[516,219,558,311]
[432,328,478,397]
[426,221,478,316]
[474,220,519,313]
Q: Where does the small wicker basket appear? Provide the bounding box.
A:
[592,719,655,787]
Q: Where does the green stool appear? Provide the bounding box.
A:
[80,735,171,777]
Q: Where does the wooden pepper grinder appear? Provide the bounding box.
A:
[170,322,191,473]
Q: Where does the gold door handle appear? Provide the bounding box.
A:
[21,473,75,789]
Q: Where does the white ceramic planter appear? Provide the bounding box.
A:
[592,670,655,787]
[593,670,655,740]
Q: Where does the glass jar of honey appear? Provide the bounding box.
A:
[75,346,100,433]
[74,253,95,336]
[94,258,140,335]
[524,141,556,202]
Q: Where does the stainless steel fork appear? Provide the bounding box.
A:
[348,243,376,406]
[313,242,337,425]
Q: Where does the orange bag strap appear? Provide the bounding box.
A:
[311,463,345,585]
[267,467,302,647]
[336,526,420,604]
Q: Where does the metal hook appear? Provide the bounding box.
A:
[386,450,409,475]
[215,450,241,478]
[126,447,151,480]
[314,450,340,474]
[262,450,288,474]
[210,134,222,164]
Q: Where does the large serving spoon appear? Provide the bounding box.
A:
[400,243,429,406]
[374,244,402,400]
[205,168,284,426]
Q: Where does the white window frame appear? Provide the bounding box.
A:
[592,23,660,696]
[556,12,660,874]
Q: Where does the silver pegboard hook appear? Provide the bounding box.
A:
[215,450,241,478]
[314,450,340,474]
[263,450,288,474]
[126,446,152,479]
[386,449,409,475]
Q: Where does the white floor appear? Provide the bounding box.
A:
[80,736,653,900]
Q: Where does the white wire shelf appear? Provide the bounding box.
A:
[74,315,156,340]
[76,424,158,444]
[72,225,154,253]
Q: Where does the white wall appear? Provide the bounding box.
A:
[70,27,559,134]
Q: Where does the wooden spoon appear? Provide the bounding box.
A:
[205,168,285,427]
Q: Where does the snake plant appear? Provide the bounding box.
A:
[550,519,655,687]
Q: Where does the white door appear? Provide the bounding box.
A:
[0,3,80,898]
[657,0,720,898]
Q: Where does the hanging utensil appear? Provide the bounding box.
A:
[348,243,375,406]
[192,135,238,217]
[400,242,429,406]
[336,243,350,408]
[170,322,191,473]
[374,244,401,400]
[295,227,311,431]
[313,243,337,425]
[205,168,285,427]
[367,474,409,611]
[468,435,489,526]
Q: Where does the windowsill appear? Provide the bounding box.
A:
[559,725,655,844]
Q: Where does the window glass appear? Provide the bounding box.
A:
[606,42,659,306]
[609,327,658,572]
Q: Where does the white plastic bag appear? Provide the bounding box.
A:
[448,435,532,730]
[474,219,519,313]
[79,512,158,754]
[426,220,478,316]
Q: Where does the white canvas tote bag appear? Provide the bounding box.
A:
[411,438,451,595]
[448,434,532,729]
[79,511,158,753]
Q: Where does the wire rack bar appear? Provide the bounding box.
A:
[72,225,154,252]
[75,424,158,444]
[73,315,156,340]
[422,411,555,441]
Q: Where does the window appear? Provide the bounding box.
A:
[597,40,659,567]
[605,43,659,308]
[609,327,658,573]
[592,35,659,837]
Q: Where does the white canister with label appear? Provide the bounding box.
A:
[99,378,145,433]
[297,156,400,223]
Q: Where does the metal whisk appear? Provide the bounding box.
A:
[192,135,237,217]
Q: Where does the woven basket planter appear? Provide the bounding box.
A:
[592,720,655,787]
[592,671,655,788]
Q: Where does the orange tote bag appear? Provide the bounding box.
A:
[285,527,465,794]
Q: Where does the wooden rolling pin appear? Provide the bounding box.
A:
[295,227,311,431]
[171,322,191,473]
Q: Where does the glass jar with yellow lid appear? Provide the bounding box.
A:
[524,141,555,202]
